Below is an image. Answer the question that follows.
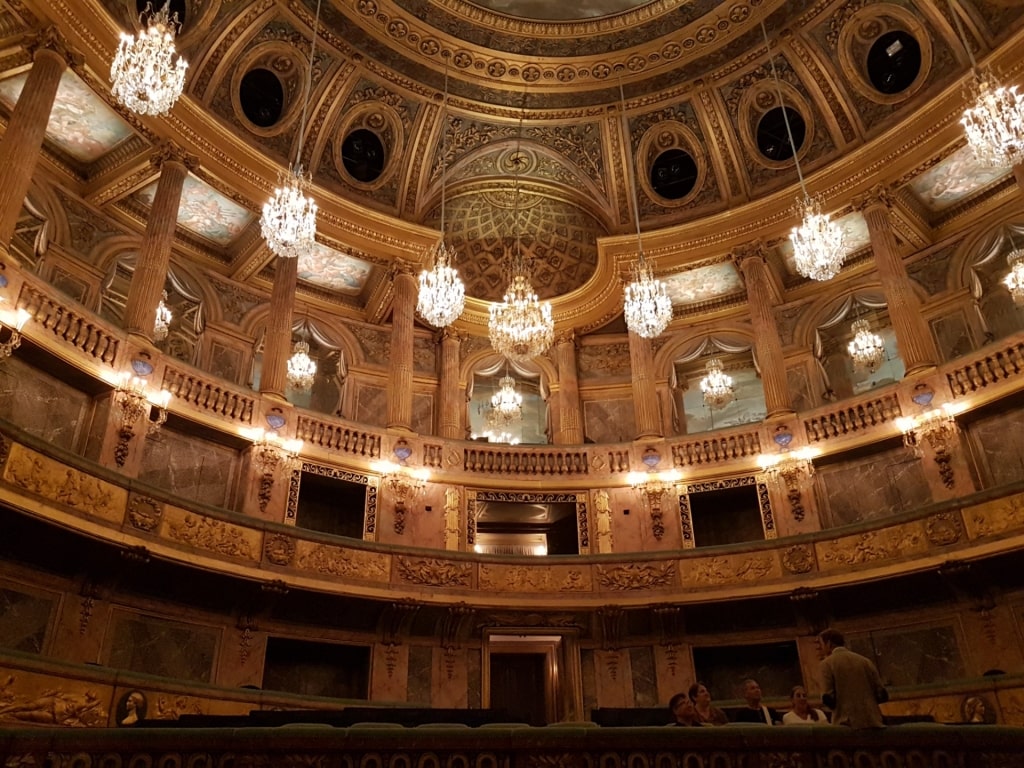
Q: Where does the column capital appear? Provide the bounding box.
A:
[852,184,895,214]
[555,329,577,347]
[437,326,462,344]
[730,239,768,270]
[27,27,82,68]
[150,141,200,172]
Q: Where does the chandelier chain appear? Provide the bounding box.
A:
[946,0,979,71]
[294,0,323,168]
[760,19,807,195]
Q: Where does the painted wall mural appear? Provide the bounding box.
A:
[662,262,743,306]
[467,0,653,20]
[0,71,133,163]
[909,146,1011,212]
[135,175,253,246]
[297,243,374,294]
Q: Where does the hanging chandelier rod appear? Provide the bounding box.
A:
[616,69,647,268]
[439,59,449,239]
[293,0,324,169]
[510,91,527,274]
[760,19,808,197]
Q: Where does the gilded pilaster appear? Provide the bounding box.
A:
[856,188,938,375]
[259,255,299,399]
[438,328,461,439]
[0,31,77,251]
[554,332,583,445]
[628,330,661,440]
[123,145,195,340]
[387,267,417,431]
[734,242,793,418]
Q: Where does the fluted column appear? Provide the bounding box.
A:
[554,332,583,444]
[734,243,793,418]
[438,328,462,439]
[656,380,675,436]
[1014,163,1024,193]
[387,268,417,431]
[259,255,298,400]
[628,330,661,440]
[123,146,193,339]
[857,188,938,374]
[0,32,75,250]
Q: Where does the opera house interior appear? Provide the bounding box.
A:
[3,0,1024,762]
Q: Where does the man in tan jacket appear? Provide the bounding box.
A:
[819,627,888,728]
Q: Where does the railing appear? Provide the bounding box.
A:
[161,365,255,425]
[18,284,119,365]
[604,448,631,473]
[947,338,1024,396]
[297,415,381,458]
[803,393,902,443]
[464,446,589,475]
[423,443,444,469]
[671,429,762,467]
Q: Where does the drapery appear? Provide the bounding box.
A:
[466,353,548,440]
[812,291,888,395]
[965,223,1024,339]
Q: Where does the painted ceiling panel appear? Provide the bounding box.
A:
[0,71,133,163]
[466,0,655,19]
[908,145,1011,212]
[297,243,374,294]
[135,175,254,246]
[661,261,742,306]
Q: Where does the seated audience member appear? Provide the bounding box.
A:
[782,685,829,725]
[668,691,706,726]
[731,679,782,725]
[688,682,729,726]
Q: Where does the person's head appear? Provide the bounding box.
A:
[669,692,697,723]
[818,628,845,656]
[688,682,711,706]
[742,679,762,707]
[790,685,817,717]
[965,697,986,723]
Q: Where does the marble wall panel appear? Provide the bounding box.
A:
[106,612,218,683]
[370,643,409,702]
[786,362,815,413]
[0,359,89,451]
[817,444,931,527]
[261,638,370,699]
[354,383,388,428]
[207,341,244,384]
[412,392,434,435]
[849,624,965,688]
[930,311,975,363]
[0,586,53,654]
[467,648,481,709]
[406,644,433,706]
[966,406,1024,488]
[581,648,597,714]
[583,398,636,444]
[629,646,657,708]
[137,428,238,508]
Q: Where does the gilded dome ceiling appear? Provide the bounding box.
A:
[18,0,1024,322]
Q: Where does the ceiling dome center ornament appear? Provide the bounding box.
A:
[110,2,188,117]
[418,63,466,328]
[488,108,554,362]
[760,20,847,282]
[260,0,322,259]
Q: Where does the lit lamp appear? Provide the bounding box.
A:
[110,1,188,116]
[896,387,962,489]
[1004,246,1024,305]
[758,447,817,522]
[113,373,171,467]
[627,450,681,541]
[847,319,886,373]
[153,291,173,342]
[372,441,430,535]
[0,307,31,360]
[700,357,735,409]
[244,428,303,514]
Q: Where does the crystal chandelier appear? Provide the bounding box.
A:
[286,339,317,391]
[153,290,172,341]
[417,66,466,328]
[700,357,735,409]
[945,1,1024,168]
[260,0,322,258]
[110,2,188,116]
[488,111,554,362]
[488,374,523,429]
[1004,246,1024,305]
[618,77,672,338]
[847,318,885,373]
[761,21,847,282]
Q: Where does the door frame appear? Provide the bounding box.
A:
[482,629,583,724]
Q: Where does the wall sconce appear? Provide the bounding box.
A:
[896,405,962,490]
[758,447,817,522]
[243,427,303,513]
[372,440,429,535]
[0,307,31,360]
[113,373,171,467]
[627,467,682,541]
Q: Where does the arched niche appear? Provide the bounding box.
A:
[812,291,904,402]
[955,220,1024,346]
[465,353,549,445]
[672,332,764,435]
